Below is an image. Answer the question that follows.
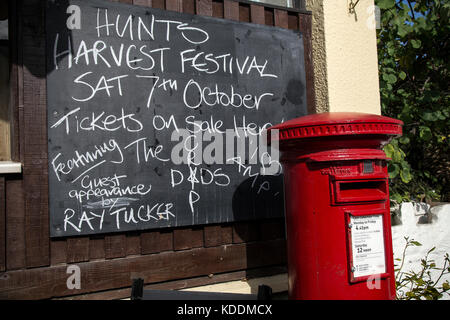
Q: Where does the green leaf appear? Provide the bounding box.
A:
[436,111,446,120]
[391,192,403,203]
[419,126,432,141]
[410,39,422,48]
[400,167,412,183]
[422,112,437,121]
[384,144,395,158]
[377,0,396,9]
[397,24,410,37]
[410,241,422,247]
[383,73,398,84]
[393,149,403,162]
[442,282,450,291]
[399,136,410,144]
[398,71,407,80]
[388,163,400,178]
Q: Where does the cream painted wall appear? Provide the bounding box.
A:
[305,0,329,113]
[306,0,381,114]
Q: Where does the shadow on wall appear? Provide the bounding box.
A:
[232,175,285,222]
[14,0,71,79]
[232,174,288,297]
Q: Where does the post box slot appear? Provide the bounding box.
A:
[335,180,387,203]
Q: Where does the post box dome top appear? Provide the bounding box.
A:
[267,112,402,143]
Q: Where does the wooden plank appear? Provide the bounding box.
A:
[5,177,25,270]
[264,7,274,26]
[274,9,289,29]
[165,0,182,12]
[232,222,259,244]
[8,0,21,162]
[224,0,239,20]
[204,224,233,247]
[16,1,25,165]
[0,239,286,299]
[173,227,203,251]
[50,239,67,266]
[152,0,165,9]
[220,0,309,14]
[260,219,285,241]
[140,230,161,254]
[66,237,90,263]
[133,0,152,7]
[212,0,224,18]
[204,225,222,247]
[239,3,250,22]
[21,0,49,268]
[250,4,265,25]
[246,237,286,269]
[288,12,299,30]
[125,232,141,256]
[196,0,212,16]
[9,55,21,163]
[104,235,126,259]
[140,229,173,254]
[183,0,196,14]
[0,177,5,271]
[89,235,106,260]
[298,13,316,114]
[158,229,174,252]
[221,225,233,244]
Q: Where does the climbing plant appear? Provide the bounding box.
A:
[376,0,449,202]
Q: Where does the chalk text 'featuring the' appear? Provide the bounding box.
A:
[51,139,123,182]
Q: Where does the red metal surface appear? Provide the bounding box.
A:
[268,112,402,300]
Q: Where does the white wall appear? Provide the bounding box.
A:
[392,203,450,300]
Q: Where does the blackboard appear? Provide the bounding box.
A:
[46,0,307,237]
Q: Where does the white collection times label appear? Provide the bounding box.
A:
[350,214,386,278]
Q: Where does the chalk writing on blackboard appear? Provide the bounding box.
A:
[46,0,307,237]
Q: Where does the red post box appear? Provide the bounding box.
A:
[267,112,403,300]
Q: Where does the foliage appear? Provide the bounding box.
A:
[376,0,450,202]
[395,236,450,300]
